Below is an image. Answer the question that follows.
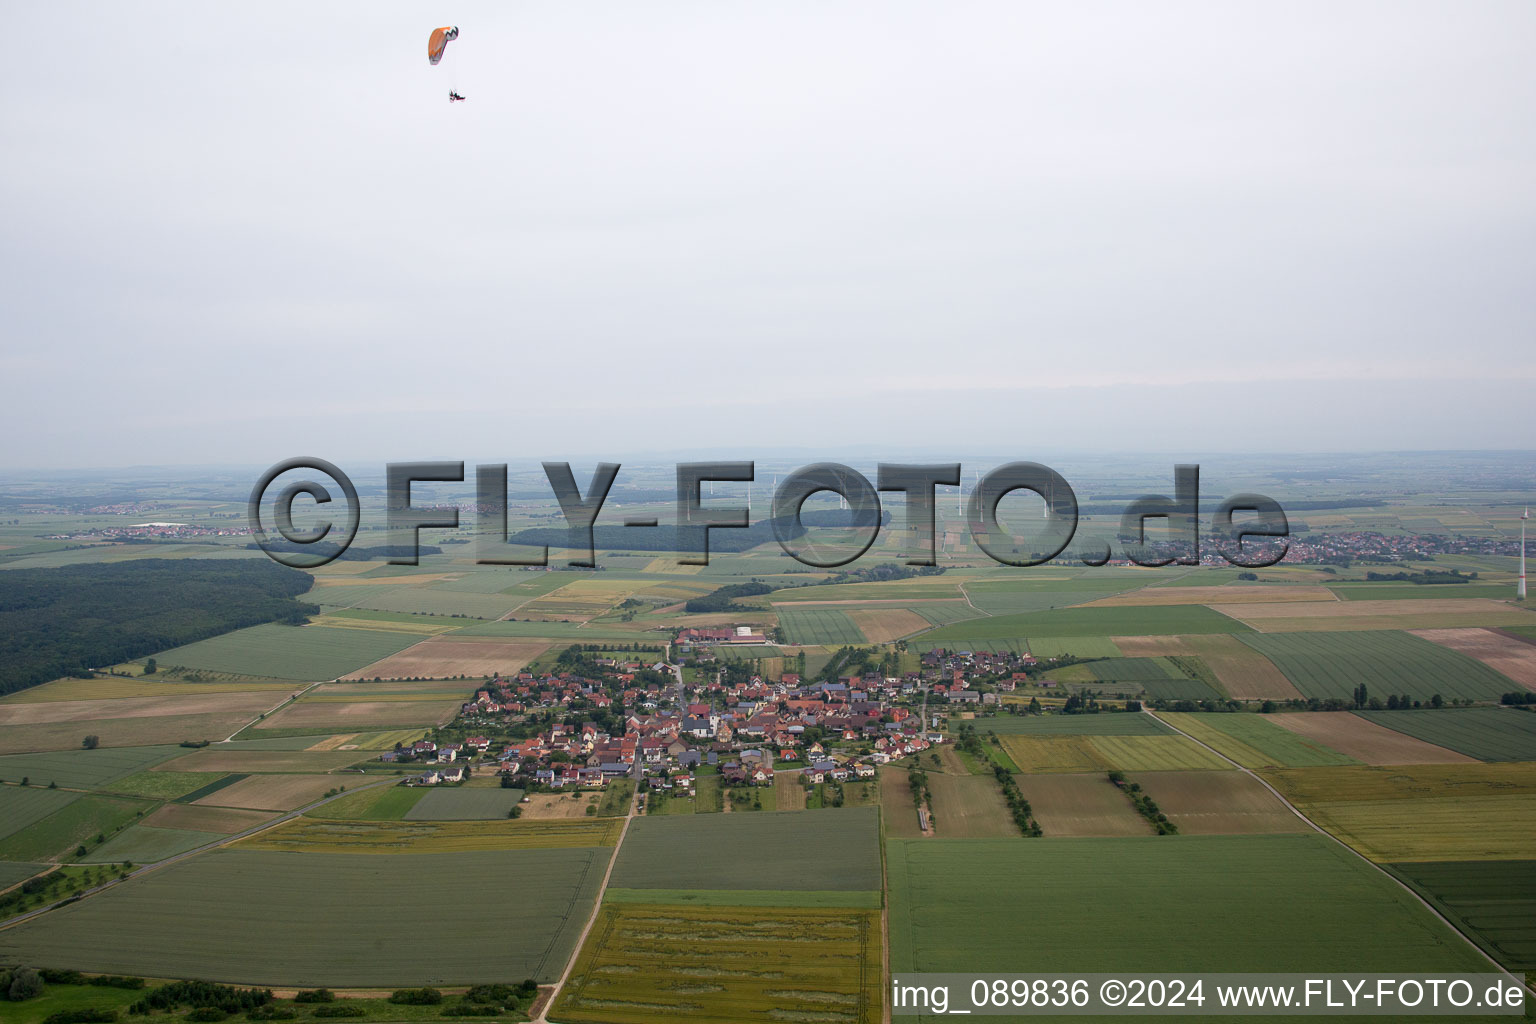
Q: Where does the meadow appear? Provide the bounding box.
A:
[886,835,1492,977]
[1238,630,1517,703]
[0,847,608,985]
[610,807,881,892]
[1355,708,1536,762]
[552,902,882,1024]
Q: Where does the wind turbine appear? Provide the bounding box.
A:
[1521,507,1529,601]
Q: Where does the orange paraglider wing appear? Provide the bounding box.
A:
[427,26,459,66]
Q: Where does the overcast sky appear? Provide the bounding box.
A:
[2,2,1533,469]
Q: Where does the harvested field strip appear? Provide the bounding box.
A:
[1410,628,1536,692]
[143,803,276,834]
[240,816,622,853]
[1238,630,1516,703]
[1156,713,1357,768]
[1180,633,1300,700]
[1355,708,1536,762]
[602,888,882,908]
[194,773,348,811]
[0,847,608,986]
[1014,773,1150,836]
[251,699,460,732]
[341,637,549,681]
[1086,735,1230,771]
[1129,771,1306,834]
[612,808,880,891]
[1265,713,1475,766]
[551,902,882,1024]
[845,608,930,643]
[1387,859,1536,971]
[925,772,1015,837]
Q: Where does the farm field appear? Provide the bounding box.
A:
[0,847,608,985]
[1410,627,1536,691]
[1388,859,1536,971]
[1355,708,1536,762]
[1179,633,1301,700]
[1087,658,1222,701]
[1266,712,1475,765]
[551,902,882,1024]
[0,712,263,754]
[1110,635,1195,657]
[155,748,371,773]
[103,769,226,800]
[522,791,606,819]
[845,607,930,643]
[610,807,880,891]
[878,767,926,839]
[0,794,149,862]
[601,888,882,908]
[307,784,427,821]
[1025,636,1123,659]
[0,745,184,789]
[1261,763,1536,862]
[1130,771,1307,834]
[925,772,1016,837]
[1211,598,1533,633]
[194,773,349,811]
[351,587,531,620]
[971,712,1171,736]
[0,785,80,841]
[920,604,1251,643]
[886,835,1492,979]
[1014,773,1150,836]
[403,786,523,820]
[776,607,866,645]
[143,803,276,834]
[79,824,220,864]
[0,861,44,890]
[1086,585,1337,607]
[774,770,807,810]
[1331,584,1517,601]
[341,637,550,680]
[996,733,1225,772]
[1157,713,1358,768]
[1238,630,1517,703]
[241,816,622,853]
[769,580,963,602]
[251,697,461,732]
[0,690,278,726]
[147,624,422,681]
[0,678,296,703]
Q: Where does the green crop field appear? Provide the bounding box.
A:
[887,835,1491,981]
[601,887,883,908]
[0,786,81,841]
[149,624,422,680]
[1088,657,1223,701]
[0,794,150,862]
[776,607,867,645]
[552,902,882,1024]
[1388,859,1536,971]
[909,602,989,626]
[611,807,881,891]
[78,824,221,864]
[0,847,608,985]
[0,860,44,890]
[307,784,427,820]
[1088,735,1231,771]
[403,786,524,820]
[243,816,621,853]
[103,770,227,801]
[1238,631,1517,703]
[1027,636,1123,659]
[920,605,1250,642]
[1158,713,1359,768]
[354,587,528,619]
[1356,708,1536,762]
[0,745,185,790]
[972,712,1171,736]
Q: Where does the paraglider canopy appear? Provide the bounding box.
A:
[427,27,458,66]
